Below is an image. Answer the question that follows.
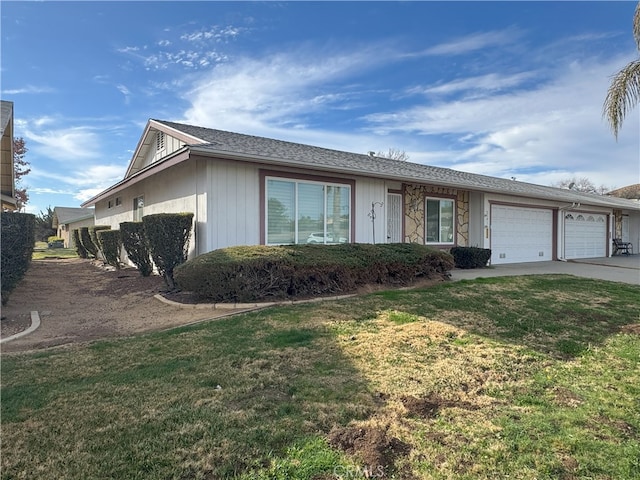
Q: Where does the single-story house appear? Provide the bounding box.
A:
[52,206,95,248]
[82,119,640,265]
[1,100,17,211]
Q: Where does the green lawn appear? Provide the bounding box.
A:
[2,275,639,479]
[32,241,78,260]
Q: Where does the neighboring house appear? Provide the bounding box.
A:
[608,184,640,201]
[52,207,95,247]
[1,100,17,211]
[82,119,640,265]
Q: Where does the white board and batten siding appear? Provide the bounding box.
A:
[490,204,553,265]
[564,213,607,259]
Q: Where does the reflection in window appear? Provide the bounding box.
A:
[133,196,144,222]
[425,198,455,244]
[266,178,350,245]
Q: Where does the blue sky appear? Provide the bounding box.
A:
[2,1,639,214]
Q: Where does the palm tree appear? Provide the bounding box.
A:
[603,2,640,139]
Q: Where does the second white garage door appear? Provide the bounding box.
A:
[491,205,553,265]
[564,213,607,259]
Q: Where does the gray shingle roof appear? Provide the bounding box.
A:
[156,119,640,211]
[53,207,94,226]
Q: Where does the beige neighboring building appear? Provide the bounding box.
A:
[1,100,17,211]
[52,207,95,247]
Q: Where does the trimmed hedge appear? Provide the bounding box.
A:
[89,225,111,259]
[143,213,194,290]
[1,212,36,305]
[80,227,98,258]
[174,243,454,302]
[120,222,153,277]
[450,246,491,269]
[97,229,122,269]
[72,229,89,258]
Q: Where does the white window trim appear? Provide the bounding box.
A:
[265,176,351,245]
[424,196,456,245]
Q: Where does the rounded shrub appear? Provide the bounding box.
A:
[449,247,492,269]
[120,221,153,277]
[72,229,89,259]
[97,229,122,269]
[143,213,194,290]
[80,227,98,258]
[89,226,111,260]
[1,212,36,305]
[174,243,454,303]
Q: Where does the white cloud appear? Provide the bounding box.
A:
[410,29,523,57]
[415,72,537,97]
[2,85,54,95]
[362,53,640,190]
[181,46,383,135]
[180,25,243,43]
[117,84,131,104]
[24,126,102,161]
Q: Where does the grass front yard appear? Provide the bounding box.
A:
[2,275,639,479]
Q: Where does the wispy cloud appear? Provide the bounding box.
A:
[117,84,131,104]
[24,126,103,161]
[363,55,639,188]
[182,46,384,133]
[2,85,54,95]
[180,25,244,43]
[409,29,523,57]
[413,72,537,97]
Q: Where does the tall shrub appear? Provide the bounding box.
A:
[89,225,111,260]
[1,212,36,305]
[143,213,193,290]
[97,229,122,269]
[120,222,153,276]
[80,227,98,258]
[72,229,88,258]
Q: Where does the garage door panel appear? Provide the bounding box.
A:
[491,205,553,264]
[564,213,606,259]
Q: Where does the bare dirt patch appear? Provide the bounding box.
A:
[327,424,410,477]
[620,323,640,335]
[1,258,254,353]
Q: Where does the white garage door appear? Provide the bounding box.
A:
[564,213,607,259]
[491,205,553,264]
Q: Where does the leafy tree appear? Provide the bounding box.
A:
[603,2,640,138]
[13,137,30,210]
[553,177,609,195]
[376,147,410,162]
[34,206,56,241]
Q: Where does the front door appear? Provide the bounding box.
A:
[386,193,402,243]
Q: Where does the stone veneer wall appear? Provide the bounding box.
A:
[403,184,469,246]
[614,210,622,238]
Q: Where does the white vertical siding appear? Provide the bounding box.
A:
[354,178,386,244]
[206,160,261,250]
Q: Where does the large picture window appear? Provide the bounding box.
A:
[425,198,454,244]
[266,177,351,245]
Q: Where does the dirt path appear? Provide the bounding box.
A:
[1,259,251,353]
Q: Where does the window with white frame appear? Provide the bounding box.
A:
[425,197,455,244]
[266,177,351,245]
[133,195,144,221]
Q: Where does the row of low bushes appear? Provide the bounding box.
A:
[71,214,194,290]
[449,246,491,269]
[1,213,36,305]
[174,243,455,302]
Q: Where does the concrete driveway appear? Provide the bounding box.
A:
[449,255,640,285]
